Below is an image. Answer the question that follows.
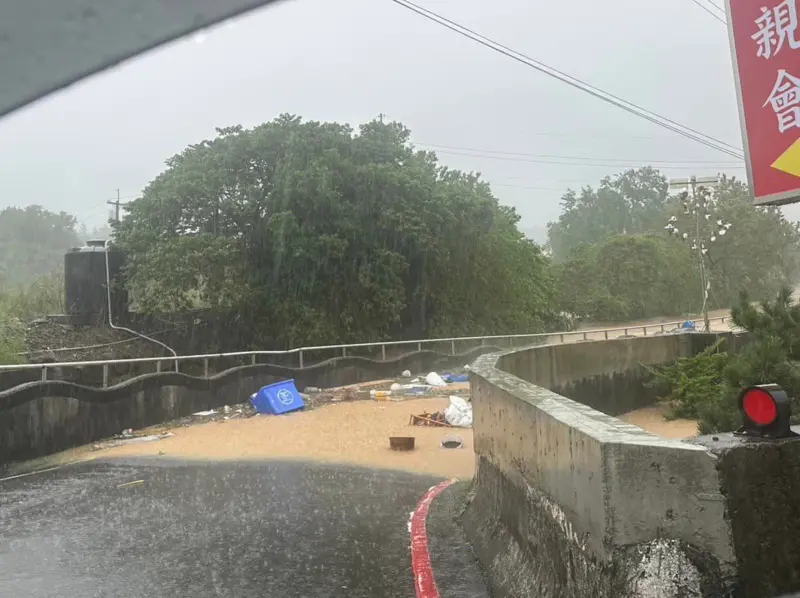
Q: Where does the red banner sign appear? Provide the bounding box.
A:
[728,0,800,203]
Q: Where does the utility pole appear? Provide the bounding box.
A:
[691,177,712,333]
[378,113,386,123]
[666,175,730,333]
[107,189,122,223]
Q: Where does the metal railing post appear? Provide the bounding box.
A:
[102,364,109,388]
[0,318,719,379]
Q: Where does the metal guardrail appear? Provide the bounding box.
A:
[0,316,730,387]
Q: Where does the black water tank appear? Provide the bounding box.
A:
[64,240,128,326]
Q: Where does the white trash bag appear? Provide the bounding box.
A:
[444,396,473,428]
[425,372,447,387]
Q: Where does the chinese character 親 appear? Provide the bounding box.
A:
[752,0,800,59]
[764,69,800,132]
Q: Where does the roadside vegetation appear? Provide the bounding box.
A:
[112,116,564,348]
[1,115,799,387]
[112,115,800,347]
[647,286,800,433]
[549,169,800,322]
[0,271,65,364]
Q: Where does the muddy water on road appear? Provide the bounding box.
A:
[619,404,698,439]
[94,397,477,479]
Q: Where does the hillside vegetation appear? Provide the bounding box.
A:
[1,115,798,362]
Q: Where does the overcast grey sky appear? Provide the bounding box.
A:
[0,0,787,240]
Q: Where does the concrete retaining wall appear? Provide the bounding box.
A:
[463,334,739,597]
[0,346,496,468]
[693,432,800,598]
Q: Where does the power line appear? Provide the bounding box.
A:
[690,0,727,24]
[416,142,743,165]
[705,0,726,13]
[107,189,123,223]
[433,127,704,141]
[430,147,746,170]
[388,0,744,159]
[391,0,742,156]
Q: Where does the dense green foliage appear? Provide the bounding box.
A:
[548,167,669,261]
[549,170,800,321]
[0,206,78,364]
[113,116,559,347]
[555,234,698,321]
[646,339,729,421]
[0,205,80,288]
[649,286,800,434]
[0,271,65,364]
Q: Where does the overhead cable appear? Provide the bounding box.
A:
[389,0,744,160]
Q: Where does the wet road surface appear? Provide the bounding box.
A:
[0,458,488,597]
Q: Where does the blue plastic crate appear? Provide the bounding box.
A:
[251,379,305,415]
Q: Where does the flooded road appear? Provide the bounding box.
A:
[619,405,699,439]
[0,459,488,597]
[92,398,476,479]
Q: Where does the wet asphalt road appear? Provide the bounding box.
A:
[0,458,488,598]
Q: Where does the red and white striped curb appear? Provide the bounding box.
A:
[409,479,457,598]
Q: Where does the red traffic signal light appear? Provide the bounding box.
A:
[737,384,796,439]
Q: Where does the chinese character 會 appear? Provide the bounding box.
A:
[764,69,800,132]
[752,0,800,59]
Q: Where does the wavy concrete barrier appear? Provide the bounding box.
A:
[463,334,742,597]
[0,346,499,467]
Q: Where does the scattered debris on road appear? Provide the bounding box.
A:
[94,432,175,450]
[441,436,464,449]
[444,396,473,428]
[409,411,452,427]
[84,367,472,455]
[251,379,306,415]
[116,479,145,489]
[425,371,447,387]
[389,436,416,451]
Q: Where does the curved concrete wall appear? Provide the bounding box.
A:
[0,346,497,467]
[463,335,738,597]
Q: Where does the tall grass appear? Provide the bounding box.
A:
[0,270,64,364]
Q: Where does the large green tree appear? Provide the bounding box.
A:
[554,234,698,321]
[551,170,800,322]
[664,176,800,306]
[114,115,558,347]
[547,167,669,261]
